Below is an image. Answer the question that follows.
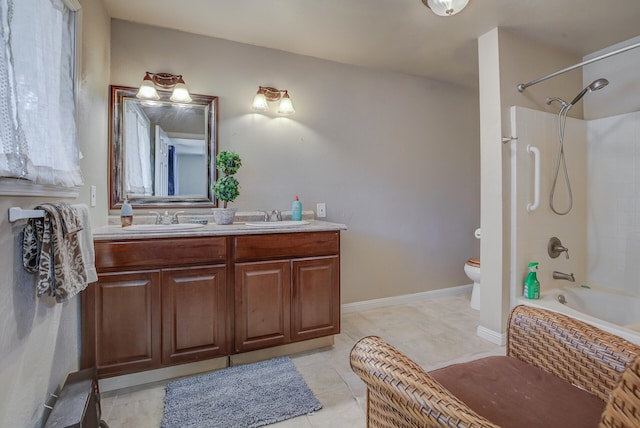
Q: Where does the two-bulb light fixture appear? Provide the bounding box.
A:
[421,0,469,16]
[251,86,295,115]
[136,72,192,103]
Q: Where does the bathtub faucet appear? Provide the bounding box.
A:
[553,271,575,282]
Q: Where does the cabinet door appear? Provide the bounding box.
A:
[82,270,161,377]
[235,260,290,352]
[291,256,340,341]
[161,265,228,364]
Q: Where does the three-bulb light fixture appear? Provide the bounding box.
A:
[251,86,295,115]
[136,72,192,103]
[421,0,469,16]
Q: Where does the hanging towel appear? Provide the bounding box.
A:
[72,204,98,284]
[22,202,88,302]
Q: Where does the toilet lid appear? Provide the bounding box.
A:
[466,258,480,267]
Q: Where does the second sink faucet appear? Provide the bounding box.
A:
[263,210,282,222]
[553,271,575,282]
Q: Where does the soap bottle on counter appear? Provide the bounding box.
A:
[524,262,540,299]
[120,196,133,227]
[291,196,302,221]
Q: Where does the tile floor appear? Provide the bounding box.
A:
[100,293,505,427]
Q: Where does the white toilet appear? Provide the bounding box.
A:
[464,258,481,310]
[465,228,481,310]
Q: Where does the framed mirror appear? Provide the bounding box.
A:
[109,85,218,209]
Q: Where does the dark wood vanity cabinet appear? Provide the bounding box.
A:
[235,260,291,352]
[82,270,162,377]
[233,231,340,353]
[82,237,229,377]
[82,230,340,378]
[161,265,228,365]
[291,256,340,341]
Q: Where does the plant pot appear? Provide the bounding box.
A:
[212,208,236,225]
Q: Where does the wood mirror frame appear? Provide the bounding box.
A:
[109,85,218,209]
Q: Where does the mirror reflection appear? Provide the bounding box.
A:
[110,86,218,209]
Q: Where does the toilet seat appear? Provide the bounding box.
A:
[466,257,480,268]
[464,258,481,311]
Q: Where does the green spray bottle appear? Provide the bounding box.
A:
[524,262,540,299]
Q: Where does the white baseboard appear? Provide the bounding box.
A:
[476,325,506,346]
[341,284,473,314]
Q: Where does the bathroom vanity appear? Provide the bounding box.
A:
[80,221,344,379]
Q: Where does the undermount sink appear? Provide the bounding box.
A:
[245,220,310,228]
[123,223,204,232]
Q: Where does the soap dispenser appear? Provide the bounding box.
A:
[291,196,302,221]
[120,196,133,227]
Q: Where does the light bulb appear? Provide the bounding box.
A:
[136,76,159,100]
[170,78,192,103]
[252,92,269,111]
[276,92,295,115]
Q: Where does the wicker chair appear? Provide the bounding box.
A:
[350,305,640,428]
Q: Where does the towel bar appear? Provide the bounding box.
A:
[8,207,45,222]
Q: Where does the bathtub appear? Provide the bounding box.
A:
[518,285,640,345]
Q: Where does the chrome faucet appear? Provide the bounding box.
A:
[263,210,282,222]
[171,210,184,224]
[149,210,184,225]
[149,211,161,224]
[553,271,575,282]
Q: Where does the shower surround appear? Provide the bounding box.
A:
[586,110,640,296]
[510,107,640,303]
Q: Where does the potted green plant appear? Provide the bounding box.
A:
[212,151,242,224]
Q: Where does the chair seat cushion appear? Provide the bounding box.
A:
[429,356,605,428]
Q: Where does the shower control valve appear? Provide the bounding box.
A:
[548,237,569,259]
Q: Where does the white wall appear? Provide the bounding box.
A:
[0,1,110,427]
[583,36,640,297]
[110,20,481,303]
[586,111,640,295]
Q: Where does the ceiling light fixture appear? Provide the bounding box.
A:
[421,0,469,16]
[136,72,192,103]
[252,86,295,115]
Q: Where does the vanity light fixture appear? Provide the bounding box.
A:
[421,0,469,16]
[251,86,295,115]
[136,72,192,103]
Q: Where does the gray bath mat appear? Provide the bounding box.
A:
[161,356,322,428]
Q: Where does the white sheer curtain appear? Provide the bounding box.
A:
[0,0,82,187]
[124,102,152,196]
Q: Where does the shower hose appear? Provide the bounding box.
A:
[549,104,573,215]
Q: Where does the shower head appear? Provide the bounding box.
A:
[589,78,609,91]
[569,78,609,106]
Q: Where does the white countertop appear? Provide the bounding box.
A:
[93,219,347,240]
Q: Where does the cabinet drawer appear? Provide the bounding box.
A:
[95,237,227,271]
[234,232,339,262]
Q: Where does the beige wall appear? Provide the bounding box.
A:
[478,28,581,335]
[0,1,110,427]
[110,20,481,303]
